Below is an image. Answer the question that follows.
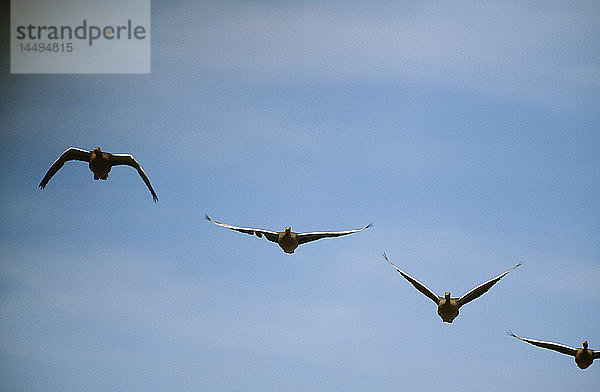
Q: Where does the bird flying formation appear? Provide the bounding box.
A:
[37,145,595,371]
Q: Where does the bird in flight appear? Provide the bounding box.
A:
[382,253,520,323]
[205,215,372,254]
[508,331,599,369]
[39,147,158,202]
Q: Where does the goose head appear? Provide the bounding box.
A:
[583,341,588,349]
[444,292,451,300]
[93,147,102,154]
[284,226,291,234]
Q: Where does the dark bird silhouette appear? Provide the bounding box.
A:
[205,215,372,254]
[508,331,600,369]
[39,147,158,202]
[383,253,520,323]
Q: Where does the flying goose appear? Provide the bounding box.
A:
[205,215,372,254]
[508,331,599,369]
[382,253,520,323]
[39,147,158,202]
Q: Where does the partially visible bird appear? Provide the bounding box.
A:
[382,253,520,323]
[508,331,599,369]
[205,215,372,254]
[39,147,158,202]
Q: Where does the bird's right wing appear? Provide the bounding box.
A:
[205,215,280,243]
[109,153,158,202]
[458,263,521,308]
[507,331,577,356]
[296,223,373,245]
[383,253,440,305]
[39,147,91,189]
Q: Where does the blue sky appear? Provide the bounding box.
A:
[1,1,599,391]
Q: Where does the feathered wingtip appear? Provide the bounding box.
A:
[382,252,399,271]
[365,222,374,229]
[506,330,517,338]
[205,214,213,222]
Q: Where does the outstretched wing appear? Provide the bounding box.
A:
[383,253,440,305]
[39,147,91,189]
[458,263,521,308]
[205,215,280,243]
[594,351,600,359]
[507,331,577,357]
[109,154,158,202]
[296,222,373,245]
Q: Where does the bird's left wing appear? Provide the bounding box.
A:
[507,331,577,356]
[39,147,91,189]
[109,154,158,202]
[296,222,373,245]
[204,215,280,243]
[458,263,521,307]
[383,253,440,305]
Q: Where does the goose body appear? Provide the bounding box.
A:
[89,148,111,180]
[39,147,158,202]
[277,228,298,253]
[508,332,599,369]
[383,253,520,323]
[205,215,372,254]
[437,293,459,323]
